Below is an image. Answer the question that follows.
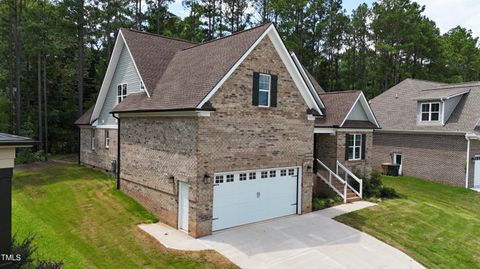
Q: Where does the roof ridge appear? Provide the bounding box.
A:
[121,28,198,45]
[180,23,272,52]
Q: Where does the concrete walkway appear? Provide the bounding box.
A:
[140,201,424,269]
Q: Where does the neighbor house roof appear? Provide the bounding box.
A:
[370,78,480,132]
[315,91,361,127]
[112,24,273,112]
[0,133,36,146]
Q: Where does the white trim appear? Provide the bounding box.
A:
[375,129,466,135]
[95,125,118,129]
[340,92,380,128]
[119,110,212,118]
[314,128,336,134]
[91,30,149,124]
[296,166,303,214]
[419,101,441,123]
[307,114,316,121]
[466,135,471,188]
[196,25,322,114]
[120,31,150,98]
[290,52,325,109]
[338,128,374,133]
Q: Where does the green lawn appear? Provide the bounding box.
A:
[12,162,234,269]
[336,176,480,269]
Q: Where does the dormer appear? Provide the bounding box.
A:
[415,88,470,126]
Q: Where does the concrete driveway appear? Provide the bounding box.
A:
[199,209,423,269]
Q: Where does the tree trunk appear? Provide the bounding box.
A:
[14,0,22,134]
[37,53,43,151]
[77,0,84,117]
[43,56,48,161]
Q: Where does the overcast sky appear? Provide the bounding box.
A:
[168,0,480,38]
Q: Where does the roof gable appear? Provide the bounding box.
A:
[370,79,480,132]
[112,24,322,114]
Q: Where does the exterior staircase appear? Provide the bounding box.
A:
[315,159,363,203]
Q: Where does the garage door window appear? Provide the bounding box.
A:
[270,170,276,177]
[281,170,286,176]
[249,172,256,180]
[239,173,247,181]
[215,175,224,184]
[261,171,268,178]
[226,174,234,182]
[288,169,294,175]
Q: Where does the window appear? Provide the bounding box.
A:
[239,173,247,181]
[347,134,362,160]
[215,175,224,184]
[226,174,234,182]
[420,102,440,122]
[280,170,287,176]
[269,170,276,178]
[117,84,127,103]
[258,74,271,107]
[249,172,256,180]
[261,171,268,178]
[105,130,110,149]
[288,169,294,176]
[91,129,96,150]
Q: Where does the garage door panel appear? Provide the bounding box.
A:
[212,167,300,231]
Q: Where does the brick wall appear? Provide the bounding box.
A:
[372,132,468,186]
[79,127,118,172]
[195,37,315,237]
[119,117,198,233]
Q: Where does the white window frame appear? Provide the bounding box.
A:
[347,134,362,161]
[420,102,440,122]
[91,128,96,150]
[117,83,127,103]
[258,73,271,107]
[105,130,110,149]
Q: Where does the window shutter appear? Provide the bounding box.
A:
[345,134,350,160]
[361,134,366,160]
[270,75,278,107]
[252,72,259,106]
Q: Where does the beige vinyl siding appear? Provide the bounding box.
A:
[98,45,143,126]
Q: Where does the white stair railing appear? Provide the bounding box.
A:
[336,160,363,199]
[315,159,347,203]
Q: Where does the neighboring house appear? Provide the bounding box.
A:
[370,78,480,189]
[75,24,379,237]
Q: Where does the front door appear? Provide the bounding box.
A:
[178,182,189,232]
[474,160,480,188]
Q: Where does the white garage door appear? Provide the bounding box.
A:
[212,166,300,231]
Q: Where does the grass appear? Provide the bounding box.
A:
[12,162,235,269]
[336,175,480,269]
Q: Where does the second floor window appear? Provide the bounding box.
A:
[421,102,440,122]
[252,72,278,108]
[117,84,127,103]
[258,74,271,107]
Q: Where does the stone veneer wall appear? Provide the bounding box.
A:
[79,127,118,172]
[372,132,468,186]
[195,37,315,237]
[119,117,198,233]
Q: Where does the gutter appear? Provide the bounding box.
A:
[112,113,121,190]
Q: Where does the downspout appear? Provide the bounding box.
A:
[78,128,81,164]
[112,113,120,190]
[465,134,471,189]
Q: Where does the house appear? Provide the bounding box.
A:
[75,24,379,237]
[370,78,480,189]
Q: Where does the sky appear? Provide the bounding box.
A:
[168,0,480,38]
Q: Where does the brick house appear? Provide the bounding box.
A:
[75,24,379,237]
[370,78,480,189]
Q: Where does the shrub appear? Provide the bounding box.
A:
[15,149,44,164]
[361,170,399,199]
[11,234,63,269]
[312,195,343,211]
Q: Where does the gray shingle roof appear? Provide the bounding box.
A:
[75,106,94,125]
[315,91,361,127]
[370,78,480,132]
[0,133,36,146]
[112,24,272,112]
